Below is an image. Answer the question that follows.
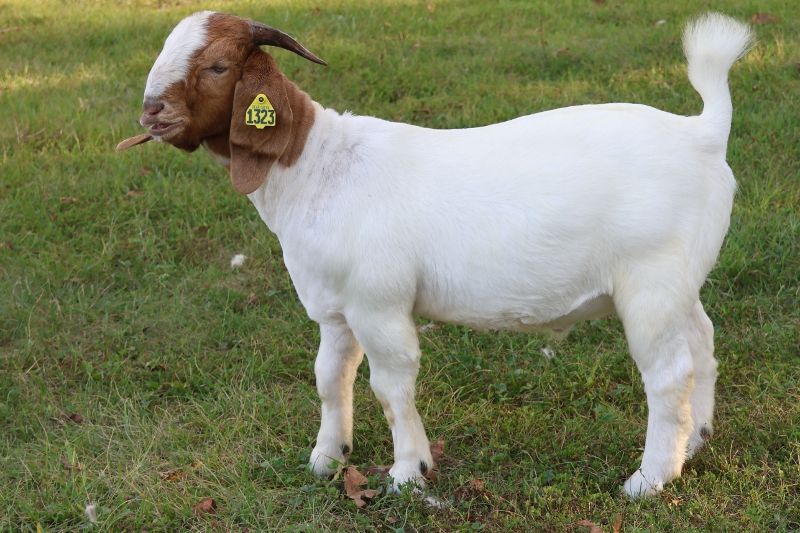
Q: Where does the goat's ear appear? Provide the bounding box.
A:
[229,49,293,194]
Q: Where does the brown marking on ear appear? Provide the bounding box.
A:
[228,49,315,194]
[280,69,316,167]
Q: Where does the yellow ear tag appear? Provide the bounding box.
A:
[245,93,276,128]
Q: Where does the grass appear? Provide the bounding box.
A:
[1,0,798,530]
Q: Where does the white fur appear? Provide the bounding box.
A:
[144,11,213,100]
[149,12,752,498]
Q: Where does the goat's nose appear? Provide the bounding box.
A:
[142,98,165,116]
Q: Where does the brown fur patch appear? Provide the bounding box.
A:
[228,49,315,193]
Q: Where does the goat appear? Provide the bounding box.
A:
[117,11,753,498]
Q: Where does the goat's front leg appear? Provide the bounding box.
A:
[350,312,432,491]
[309,323,364,477]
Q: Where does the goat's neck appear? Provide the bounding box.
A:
[245,102,365,238]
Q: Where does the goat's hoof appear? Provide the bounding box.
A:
[623,470,664,499]
[686,425,713,459]
[387,462,427,493]
[309,444,346,477]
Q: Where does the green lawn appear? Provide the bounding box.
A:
[2,0,798,530]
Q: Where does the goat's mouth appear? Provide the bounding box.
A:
[147,121,182,137]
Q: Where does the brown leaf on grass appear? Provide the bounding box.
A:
[160,469,186,482]
[430,439,444,463]
[751,12,778,25]
[612,512,623,533]
[365,464,391,478]
[425,438,445,481]
[576,519,602,533]
[387,516,398,524]
[454,478,490,501]
[125,189,143,197]
[60,196,79,204]
[67,412,84,424]
[593,0,606,5]
[193,497,217,515]
[343,466,378,508]
[0,241,12,250]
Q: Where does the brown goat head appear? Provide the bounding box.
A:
[117,11,325,194]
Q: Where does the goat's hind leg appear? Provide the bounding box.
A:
[616,283,696,498]
[686,300,717,458]
[309,323,364,477]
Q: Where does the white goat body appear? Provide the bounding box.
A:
[126,12,753,498]
[259,103,730,333]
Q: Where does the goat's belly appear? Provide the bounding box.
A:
[414,290,614,335]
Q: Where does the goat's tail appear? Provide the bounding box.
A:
[683,13,753,147]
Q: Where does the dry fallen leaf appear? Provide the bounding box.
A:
[612,512,623,533]
[365,464,391,478]
[430,439,444,463]
[343,466,378,508]
[67,413,84,424]
[60,196,79,204]
[751,12,778,24]
[576,519,603,533]
[125,189,143,197]
[425,439,445,481]
[193,497,217,515]
[454,478,490,501]
[160,469,186,482]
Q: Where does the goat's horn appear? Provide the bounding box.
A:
[250,22,327,66]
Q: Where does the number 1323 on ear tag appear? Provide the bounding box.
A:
[245,93,276,128]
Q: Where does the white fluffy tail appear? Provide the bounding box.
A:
[683,13,753,147]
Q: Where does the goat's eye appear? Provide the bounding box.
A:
[210,65,227,74]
